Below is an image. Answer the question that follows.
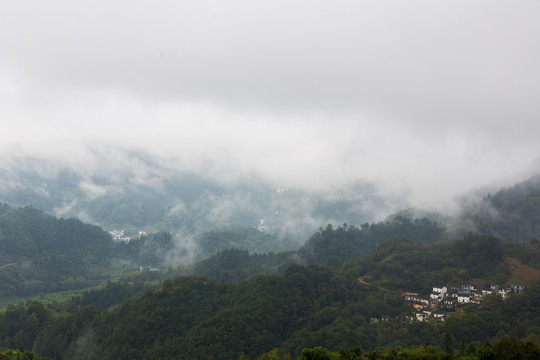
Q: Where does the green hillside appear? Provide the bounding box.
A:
[1,174,540,358]
[0,204,294,299]
[457,174,540,243]
[295,218,445,266]
[0,347,51,360]
[0,233,538,359]
[0,204,117,297]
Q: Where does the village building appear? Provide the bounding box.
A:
[498,289,509,299]
[430,286,447,300]
[403,292,422,302]
[481,288,493,296]
[403,281,524,322]
[442,298,455,309]
[432,312,446,321]
[448,287,459,298]
[457,293,471,303]
[415,311,431,322]
[511,284,525,293]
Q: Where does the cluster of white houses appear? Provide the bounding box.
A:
[109,229,147,242]
[402,283,525,322]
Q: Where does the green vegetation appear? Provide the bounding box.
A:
[296,219,445,267]
[0,204,291,299]
[0,235,538,359]
[0,203,451,300]
[341,234,522,294]
[0,205,116,298]
[195,228,297,258]
[294,338,540,360]
[2,173,540,359]
[0,347,51,360]
[187,248,293,283]
[458,174,540,243]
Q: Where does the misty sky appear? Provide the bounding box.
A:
[1,0,540,206]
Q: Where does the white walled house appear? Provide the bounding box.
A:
[430,286,447,300]
[457,293,471,303]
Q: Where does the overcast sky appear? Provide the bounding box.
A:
[1,0,540,206]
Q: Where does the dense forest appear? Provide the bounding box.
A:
[0,234,539,359]
[0,204,449,298]
[0,205,289,298]
[1,175,540,359]
[456,174,540,243]
[0,204,115,297]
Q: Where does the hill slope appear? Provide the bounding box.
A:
[2,234,539,359]
[0,150,405,244]
[0,204,116,297]
[458,174,540,242]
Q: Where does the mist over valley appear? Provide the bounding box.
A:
[1,1,540,358]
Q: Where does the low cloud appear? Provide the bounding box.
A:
[1,0,539,213]
[79,181,108,199]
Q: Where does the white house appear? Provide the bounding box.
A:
[433,312,445,321]
[457,293,471,303]
[430,286,447,300]
[511,284,525,293]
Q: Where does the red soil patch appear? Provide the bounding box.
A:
[505,257,540,284]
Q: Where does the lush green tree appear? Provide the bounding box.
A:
[443,331,454,357]
[299,347,339,360]
[339,346,362,360]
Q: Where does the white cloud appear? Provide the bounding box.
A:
[1,0,540,208]
[79,181,108,199]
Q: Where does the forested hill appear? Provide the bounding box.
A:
[1,235,538,359]
[292,172,540,267]
[1,194,535,300]
[459,174,540,242]
[0,204,115,297]
[295,218,445,266]
[0,204,186,298]
[0,203,296,298]
[173,218,447,284]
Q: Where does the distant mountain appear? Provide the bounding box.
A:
[294,217,445,266]
[0,204,115,297]
[1,170,540,358]
[0,204,294,298]
[0,149,406,248]
[455,174,540,242]
[343,173,540,245]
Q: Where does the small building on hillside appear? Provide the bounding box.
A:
[430,286,447,300]
[457,293,471,304]
[481,288,493,296]
[403,292,421,302]
[449,287,459,298]
[432,285,446,293]
[498,289,510,299]
[442,298,455,309]
[511,284,525,293]
[415,312,430,322]
[433,312,446,321]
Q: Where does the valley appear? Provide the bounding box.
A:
[1,159,540,359]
